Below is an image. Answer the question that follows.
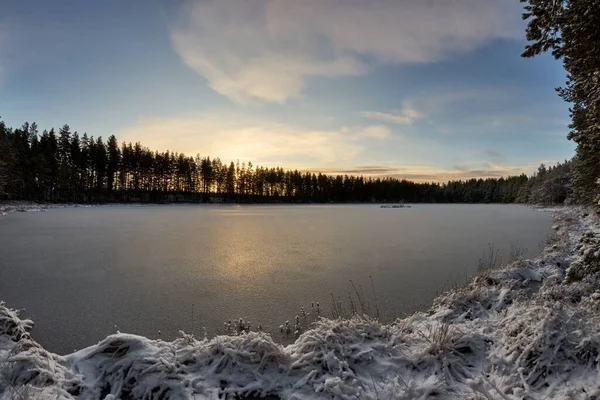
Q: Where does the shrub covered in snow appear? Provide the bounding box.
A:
[566,231,600,282]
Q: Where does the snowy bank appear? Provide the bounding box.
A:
[0,201,92,217]
[0,201,49,216]
[2,207,600,399]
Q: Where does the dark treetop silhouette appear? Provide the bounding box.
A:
[0,120,571,205]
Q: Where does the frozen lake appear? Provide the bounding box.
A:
[0,204,553,354]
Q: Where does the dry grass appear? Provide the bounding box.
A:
[477,243,502,272]
[330,278,382,320]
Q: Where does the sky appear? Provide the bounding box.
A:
[0,0,575,182]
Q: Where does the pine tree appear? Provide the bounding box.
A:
[226,162,236,199]
[94,137,107,194]
[0,120,12,199]
[200,157,213,194]
[522,0,600,206]
[106,135,120,195]
[69,133,82,200]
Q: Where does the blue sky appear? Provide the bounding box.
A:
[0,0,574,181]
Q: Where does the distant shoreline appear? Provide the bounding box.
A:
[1,199,557,208]
[0,199,558,217]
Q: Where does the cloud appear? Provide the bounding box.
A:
[172,0,522,103]
[362,103,423,125]
[313,163,535,183]
[310,166,401,175]
[118,113,367,166]
[357,125,392,139]
[484,150,502,159]
[117,113,539,183]
[484,149,504,162]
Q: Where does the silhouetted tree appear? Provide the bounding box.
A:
[106,135,120,196]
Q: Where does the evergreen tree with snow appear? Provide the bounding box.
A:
[521,0,600,206]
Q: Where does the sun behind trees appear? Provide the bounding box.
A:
[0,119,570,204]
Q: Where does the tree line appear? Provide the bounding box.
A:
[0,119,571,205]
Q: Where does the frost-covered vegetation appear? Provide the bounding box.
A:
[2,207,600,399]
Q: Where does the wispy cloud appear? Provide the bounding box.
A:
[362,87,513,136]
[357,125,392,139]
[117,113,396,166]
[172,0,522,103]
[362,103,423,125]
[484,149,503,161]
[313,163,535,183]
[117,111,544,183]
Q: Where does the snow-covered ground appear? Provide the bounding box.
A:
[1,207,600,399]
